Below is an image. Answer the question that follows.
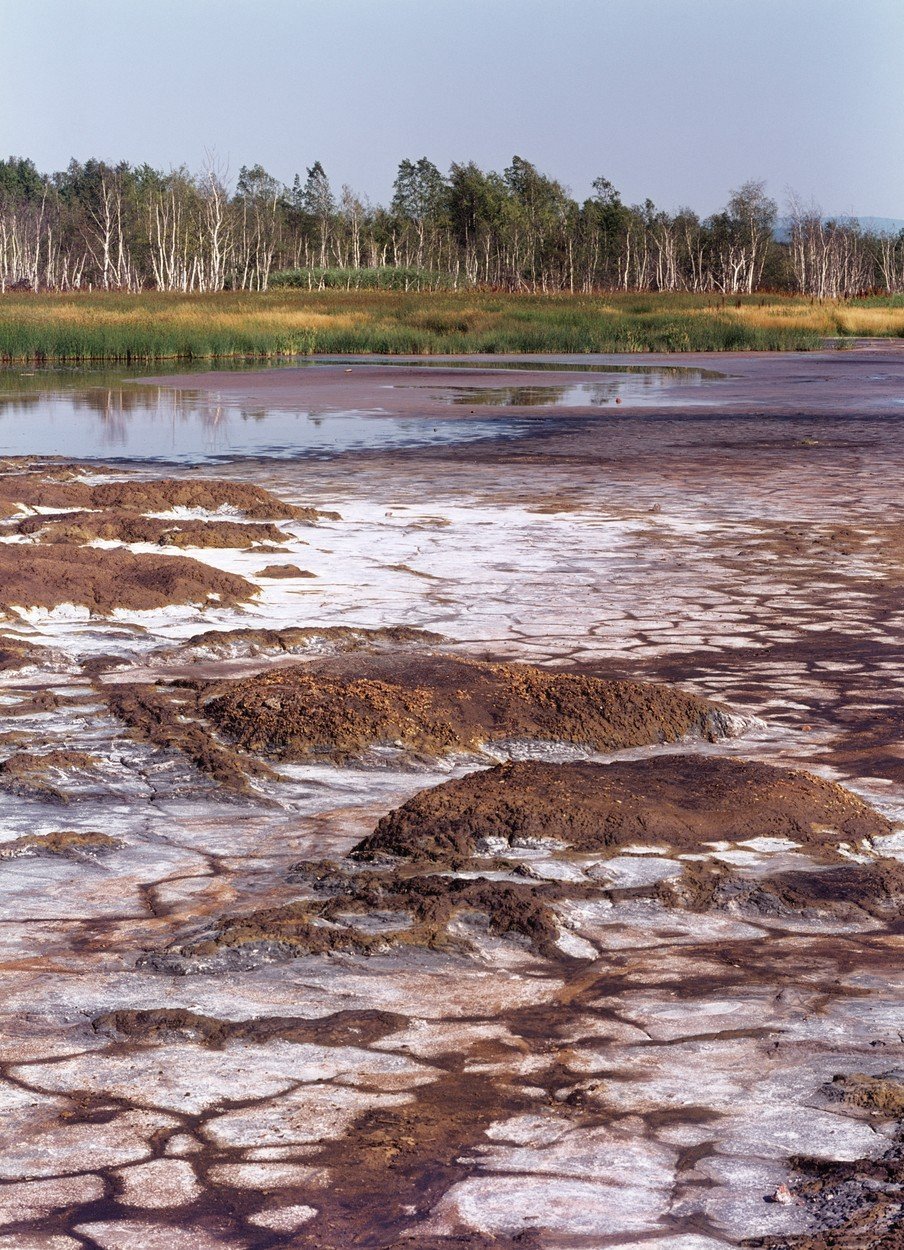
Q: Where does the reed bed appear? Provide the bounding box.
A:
[0,290,901,362]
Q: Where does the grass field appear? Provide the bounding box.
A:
[1,290,903,362]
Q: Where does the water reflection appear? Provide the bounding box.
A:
[441,375,709,407]
[0,359,717,463]
[0,377,531,462]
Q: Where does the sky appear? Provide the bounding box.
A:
[0,0,901,218]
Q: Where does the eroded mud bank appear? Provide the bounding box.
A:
[1,349,904,1249]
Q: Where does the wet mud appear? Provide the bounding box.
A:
[3,348,904,1248]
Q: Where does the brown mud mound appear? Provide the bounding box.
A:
[15,511,286,549]
[257,563,315,578]
[0,544,255,613]
[355,756,890,866]
[0,468,330,522]
[663,857,904,925]
[0,829,122,859]
[203,652,729,763]
[0,635,43,672]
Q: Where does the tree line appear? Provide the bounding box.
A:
[1,154,902,297]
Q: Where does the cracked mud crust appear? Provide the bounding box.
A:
[749,1073,904,1250]
[4,352,904,1248]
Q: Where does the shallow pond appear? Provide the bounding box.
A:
[0,358,716,462]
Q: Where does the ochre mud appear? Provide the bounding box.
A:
[6,355,904,1247]
[101,683,277,793]
[14,510,287,549]
[0,749,107,801]
[0,543,255,613]
[662,857,904,924]
[202,651,729,763]
[0,466,330,521]
[0,634,43,671]
[154,753,897,974]
[256,563,316,578]
[357,755,890,866]
[0,829,122,858]
[151,869,571,968]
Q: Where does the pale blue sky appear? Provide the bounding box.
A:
[0,0,901,216]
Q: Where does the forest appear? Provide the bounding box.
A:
[2,154,902,298]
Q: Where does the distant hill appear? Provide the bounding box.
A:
[774,216,904,242]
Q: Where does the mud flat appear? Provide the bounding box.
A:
[0,347,904,1248]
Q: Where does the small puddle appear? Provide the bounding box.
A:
[439,376,710,407]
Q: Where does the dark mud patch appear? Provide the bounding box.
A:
[356,756,890,867]
[753,517,904,584]
[0,466,330,522]
[750,1077,904,1249]
[202,651,729,764]
[0,829,122,859]
[0,749,108,802]
[101,683,277,795]
[15,511,287,549]
[92,1006,407,1049]
[148,862,581,972]
[257,563,316,578]
[0,544,255,614]
[662,857,904,926]
[286,1063,542,1250]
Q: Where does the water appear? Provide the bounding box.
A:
[438,376,711,407]
[0,359,715,464]
[0,379,529,464]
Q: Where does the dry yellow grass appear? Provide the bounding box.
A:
[0,289,901,360]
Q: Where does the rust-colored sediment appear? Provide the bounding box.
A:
[14,510,288,549]
[0,468,330,522]
[357,755,890,866]
[0,543,255,613]
[202,650,729,763]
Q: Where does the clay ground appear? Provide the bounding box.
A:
[1,345,904,1249]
